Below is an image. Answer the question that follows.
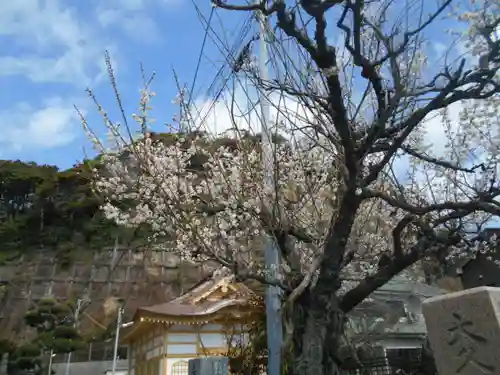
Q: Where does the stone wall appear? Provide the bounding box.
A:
[0,246,207,341]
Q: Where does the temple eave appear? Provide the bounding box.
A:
[122,309,255,343]
[138,309,255,324]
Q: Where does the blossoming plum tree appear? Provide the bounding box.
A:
[86,0,499,374]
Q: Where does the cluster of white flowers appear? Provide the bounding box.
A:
[93,124,408,283]
[457,0,499,57]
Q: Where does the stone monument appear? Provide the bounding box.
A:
[422,286,500,375]
[188,357,229,375]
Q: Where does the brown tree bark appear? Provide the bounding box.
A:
[286,192,360,375]
[288,289,345,375]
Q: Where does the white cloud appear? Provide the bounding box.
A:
[389,101,464,180]
[0,0,109,86]
[421,102,462,156]
[96,0,164,43]
[0,98,83,150]
[188,86,322,140]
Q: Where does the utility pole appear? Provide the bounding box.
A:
[65,297,89,375]
[47,350,54,375]
[111,307,124,375]
[256,6,283,375]
[44,290,55,375]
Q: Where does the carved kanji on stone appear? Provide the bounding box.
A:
[446,312,494,373]
[422,287,500,375]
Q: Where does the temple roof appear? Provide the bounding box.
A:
[135,267,256,319]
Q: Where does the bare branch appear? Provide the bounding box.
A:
[372,142,487,173]
[211,0,278,15]
[361,187,500,217]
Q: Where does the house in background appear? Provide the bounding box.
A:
[349,275,444,347]
[345,275,445,373]
[121,268,257,375]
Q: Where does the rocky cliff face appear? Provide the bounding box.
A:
[0,246,206,342]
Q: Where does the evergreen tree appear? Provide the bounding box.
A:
[8,298,85,375]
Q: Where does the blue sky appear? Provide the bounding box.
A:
[0,0,491,172]
[0,0,253,170]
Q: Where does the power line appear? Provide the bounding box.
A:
[191,1,254,100]
[188,4,257,133]
[186,6,216,116]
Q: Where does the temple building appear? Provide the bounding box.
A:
[122,268,258,375]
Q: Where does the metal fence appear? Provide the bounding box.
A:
[340,351,430,375]
[49,342,128,363]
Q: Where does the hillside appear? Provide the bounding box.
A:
[0,151,208,358]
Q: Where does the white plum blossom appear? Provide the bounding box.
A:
[94,130,413,289]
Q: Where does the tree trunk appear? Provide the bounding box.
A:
[289,290,345,375]
[286,191,359,375]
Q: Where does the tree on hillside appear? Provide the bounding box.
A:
[87,0,499,374]
[8,298,85,375]
[24,298,85,354]
[0,159,134,258]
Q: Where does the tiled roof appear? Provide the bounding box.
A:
[136,267,255,318]
[139,299,250,317]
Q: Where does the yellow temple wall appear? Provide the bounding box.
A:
[129,323,248,375]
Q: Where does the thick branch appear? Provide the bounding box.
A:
[340,232,460,313]
[273,2,358,179]
[402,145,485,173]
[392,214,417,258]
[337,1,387,122]
[340,242,422,313]
[315,190,361,291]
[214,0,359,178]
[235,267,290,291]
[362,61,465,185]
